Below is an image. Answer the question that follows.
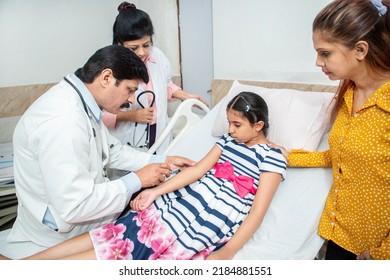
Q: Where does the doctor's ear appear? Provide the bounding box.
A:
[100,69,114,87]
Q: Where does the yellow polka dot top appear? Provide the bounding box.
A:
[288,82,390,260]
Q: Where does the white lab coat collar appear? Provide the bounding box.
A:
[68,74,102,124]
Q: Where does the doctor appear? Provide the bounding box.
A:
[5,45,195,255]
[102,2,208,154]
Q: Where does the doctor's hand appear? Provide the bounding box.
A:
[165,156,196,172]
[130,188,157,211]
[134,108,154,124]
[135,163,171,188]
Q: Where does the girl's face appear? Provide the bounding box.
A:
[226,109,265,146]
[120,35,152,62]
[313,31,360,81]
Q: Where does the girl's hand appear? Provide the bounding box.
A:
[130,189,157,211]
[206,249,234,260]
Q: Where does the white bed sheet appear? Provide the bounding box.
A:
[167,101,332,259]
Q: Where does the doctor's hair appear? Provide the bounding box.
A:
[74,45,149,84]
[227,92,269,136]
[113,2,154,45]
[313,0,390,120]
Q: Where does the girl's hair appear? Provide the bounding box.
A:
[113,2,154,45]
[227,92,270,136]
[313,0,390,120]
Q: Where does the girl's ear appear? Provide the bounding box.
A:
[255,121,265,132]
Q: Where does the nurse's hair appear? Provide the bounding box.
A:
[113,2,154,45]
[226,92,270,136]
[74,45,149,84]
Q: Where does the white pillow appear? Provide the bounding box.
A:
[212,80,335,151]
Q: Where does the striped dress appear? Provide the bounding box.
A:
[90,133,287,260]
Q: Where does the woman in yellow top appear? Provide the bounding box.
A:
[286,0,390,260]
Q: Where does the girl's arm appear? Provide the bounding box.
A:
[207,171,282,260]
[131,145,222,211]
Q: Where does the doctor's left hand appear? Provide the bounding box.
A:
[165,156,196,172]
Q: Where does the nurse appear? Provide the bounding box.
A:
[5,45,195,256]
[102,2,209,154]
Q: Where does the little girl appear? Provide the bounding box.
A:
[18,92,287,260]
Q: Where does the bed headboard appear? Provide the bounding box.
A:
[211,79,338,107]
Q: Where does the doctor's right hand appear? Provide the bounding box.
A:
[135,163,171,188]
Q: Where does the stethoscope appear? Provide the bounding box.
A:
[127,90,155,150]
[64,76,96,137]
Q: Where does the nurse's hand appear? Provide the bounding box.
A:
[135,163,171,188]
[165,156,196,171]
[134,108,154,123]
[186,93,209,108]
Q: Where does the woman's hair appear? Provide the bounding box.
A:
[313,0,390,119]
[227,92,270,136]
[75,45,149,84]
[113,2,154,45]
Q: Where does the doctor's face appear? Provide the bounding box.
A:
[120,36,152,62]
[104,78,140,114]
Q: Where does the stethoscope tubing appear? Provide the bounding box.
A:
[132,90,156,149]
[64,76,97,138]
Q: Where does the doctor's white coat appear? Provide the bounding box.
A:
[8,78,153,249]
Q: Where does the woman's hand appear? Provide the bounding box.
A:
[357,250,372,260]
[130,188,157,211]
[268,142,289,164]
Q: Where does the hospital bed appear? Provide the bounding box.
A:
[149,79,336,259]
[0,79,336,259]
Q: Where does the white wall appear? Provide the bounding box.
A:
[1,0,338,88]
[0,0,180,87]
[212,0,337,85]
[178,0,213,105]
